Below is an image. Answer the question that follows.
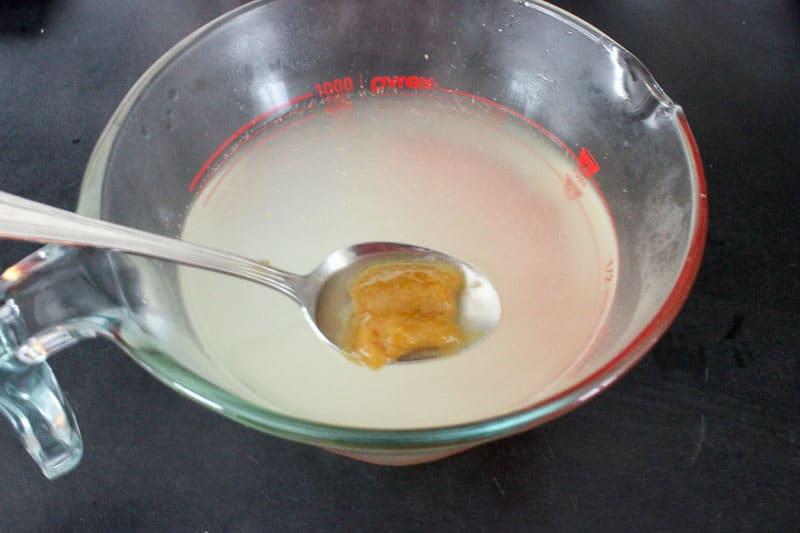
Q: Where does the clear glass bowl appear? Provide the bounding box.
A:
[0,0,706,476]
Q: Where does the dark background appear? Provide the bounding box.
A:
[1,1,798,531]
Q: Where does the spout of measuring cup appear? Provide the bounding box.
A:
[0,244,127,478]
[604,43,673,118]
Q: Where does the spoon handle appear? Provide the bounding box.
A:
[0,191,300,300]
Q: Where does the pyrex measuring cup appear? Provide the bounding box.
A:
[0,0,706,478]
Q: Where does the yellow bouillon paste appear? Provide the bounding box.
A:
[344,261,466,369]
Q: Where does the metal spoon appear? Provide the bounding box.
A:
[0,191,502,361]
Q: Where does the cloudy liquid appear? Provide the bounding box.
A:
[178,95,618,429]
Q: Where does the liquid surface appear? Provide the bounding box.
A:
[345,261,466,369]
[178,95,618,429]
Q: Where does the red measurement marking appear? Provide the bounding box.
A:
[187,91,314,192]
[315,77,354,97]
[578,147,600,178]
[370,75,438,92]
[604,259,615,283]
[191,81,609,222]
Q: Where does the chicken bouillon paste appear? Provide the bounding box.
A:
[344,261,466,368]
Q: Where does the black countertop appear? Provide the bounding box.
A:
[1,1,798,531]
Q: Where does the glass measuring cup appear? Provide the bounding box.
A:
[0,0,706,478]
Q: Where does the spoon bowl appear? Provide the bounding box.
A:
[308,242,503,359]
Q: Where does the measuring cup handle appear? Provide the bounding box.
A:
[0,356,83,479]
[0,244,127,478]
